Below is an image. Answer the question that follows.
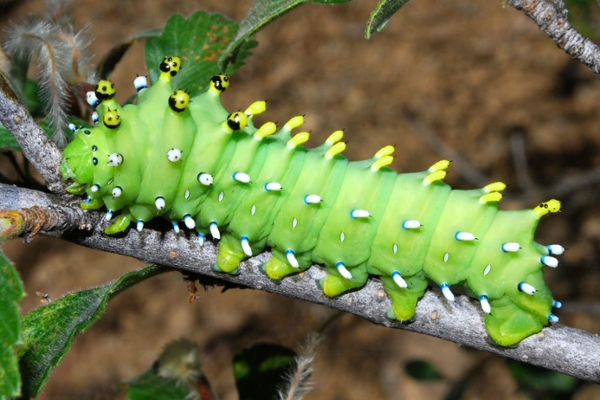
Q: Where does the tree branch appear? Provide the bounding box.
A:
[508,0,600,73]
[0,74,65,193]
[2,183,599,383]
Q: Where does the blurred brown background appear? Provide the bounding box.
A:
[3,0,600,398]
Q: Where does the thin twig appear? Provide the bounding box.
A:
[508,0,600,74]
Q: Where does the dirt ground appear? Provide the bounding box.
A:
[3,0,600,399]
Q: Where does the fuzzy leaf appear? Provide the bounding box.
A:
[0,251,26,399]
[365,0,412,38]
[233,343,296,400]
[145,12,257,97]
[218,0,353,70]
[17,265,171,398]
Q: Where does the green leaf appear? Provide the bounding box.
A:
[0,123,21,152]
[233,343,296,400]
[218,0,353,70]
[145,11,257,97]
[365,0,411,39]
[17,265,171,398]
[0,251,26,399]
[507,360,578,394]
[96,29,163,79]
[125,369,193,400]
[405,360,445,381]
[24,79,44,118]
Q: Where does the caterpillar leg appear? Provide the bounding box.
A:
[381,272,428,321]
[66,182,87,195]
[318,262,369,297]
[104,214,132,235]
[79,197,104,210]
[484,297,554,346]
[214,234,267,275]
[262,248,311,280]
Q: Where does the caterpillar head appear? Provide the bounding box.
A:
[209,75,229,95]
[160,56,182,77]
[169,90,190,112]
[95,80,116,102]
[103,107,121,129]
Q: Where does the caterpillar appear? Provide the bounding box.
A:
[60,56,564,347]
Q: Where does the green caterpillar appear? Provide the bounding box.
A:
[60,56,564,346]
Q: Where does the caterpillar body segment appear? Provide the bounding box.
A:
[61,57,563,346]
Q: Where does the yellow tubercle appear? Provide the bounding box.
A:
[326,130,344,145]
[95,80,115,101]
[371,155,393,172]
[284,115,305,131]
[209,74,229,95]
[325,142,346,160]
[287,132,310,148]
[484,181,507,193]
[423,170,447,185]
[254,122,277,139]
[428,159,451,172]
[159,56,182,81]
[223,111,248,133]
[245,101,267,116]
[103,108,121,129]
[168,90,190,112]
[375,145,395,159]
[479,192,503,204]
[533,199,561,218]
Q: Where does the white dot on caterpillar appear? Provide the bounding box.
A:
[443,252,449,263]
[108,153,123,167]
[167,148,182,162]
[518,282,536,295]
[339,232,345,242]
[233,172,251,183]
[86,91,99,107]
[292,218,298,228]
[112,186,122,197]
[501,242,520,252]
[68,123,77,132]
[391,271,407,288]
[196,232,205,246]
[553,300,562,309]
[240,236,252,256]
[197,173,213,186]
[251,204,256,215]
[171,222,180,234]
[136,220,144,231]
[479,295,491,314]
[286,249,300,268]
[155,196,166,210]
[541,255,559,268]
[402,220,421,230]
[455,232,477,241]
[336,262,353,280]
[350,209,370,219]
[304,194,321,204]
[483,264,491,276]
[547,244,565,255]
[209,221,220,239]
[393,243,398,254]
[218,191,224,202]
[440,283,455,302]
[184,189,190,199]
[105,210,113,221]
[549,314,559,323]
[91,112,99,124]
[183,214,195,229]
[91,184,100,193]
[133,75,148,91]
[264,182,282,191]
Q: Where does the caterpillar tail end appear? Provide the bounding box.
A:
[484,298,549,347]
[104,215,131,235]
